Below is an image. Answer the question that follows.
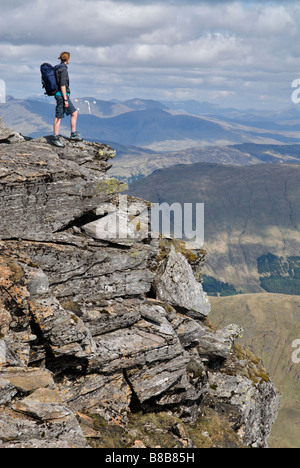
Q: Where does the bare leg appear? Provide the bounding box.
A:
[53,117,62,136]
[70,111,78,133]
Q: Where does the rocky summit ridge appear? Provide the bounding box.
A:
[0,117,280,448]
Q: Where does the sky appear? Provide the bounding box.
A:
[0,0,300,109]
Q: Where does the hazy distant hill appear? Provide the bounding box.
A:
[0,96,54,137]
[110,142,300,184]
[79,108,238,147]
[128,162,300,293]
[209,293,300,448]
[1,96,300,148]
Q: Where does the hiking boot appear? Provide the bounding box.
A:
[52,135,65,148]
[70,131,83,142]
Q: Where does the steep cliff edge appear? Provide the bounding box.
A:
[0,118,280,448]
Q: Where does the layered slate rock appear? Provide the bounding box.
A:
[0,136,117,239]
[0,117,281,448]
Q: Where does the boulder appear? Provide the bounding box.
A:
[0,117,25,144]
[154,246,211,318]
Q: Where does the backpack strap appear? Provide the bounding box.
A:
[54,63,66,86]
[54,63,66,71]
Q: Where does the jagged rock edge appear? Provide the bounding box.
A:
[0,117,281,448]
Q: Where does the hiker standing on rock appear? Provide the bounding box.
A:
[52,52,83,148]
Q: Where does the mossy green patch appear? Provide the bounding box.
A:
[83,409,246,449]
[228,343,270,386]
[7,261,25,284]
[96,178,128,196]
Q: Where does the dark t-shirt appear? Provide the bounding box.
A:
[55,64,70,94]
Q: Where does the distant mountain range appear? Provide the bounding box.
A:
[1,96,300,149]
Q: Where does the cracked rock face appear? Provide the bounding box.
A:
[0,135,116,239]
[0,117,281,448]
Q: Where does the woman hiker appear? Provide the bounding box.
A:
[52,52,83,148]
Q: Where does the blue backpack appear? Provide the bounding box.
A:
[40,63,64,96]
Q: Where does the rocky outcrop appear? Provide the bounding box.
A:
[0,118,25,144]
[0,118,281,448]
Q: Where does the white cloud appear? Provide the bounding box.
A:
[0,0,299,108]
[255,5,295,34]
